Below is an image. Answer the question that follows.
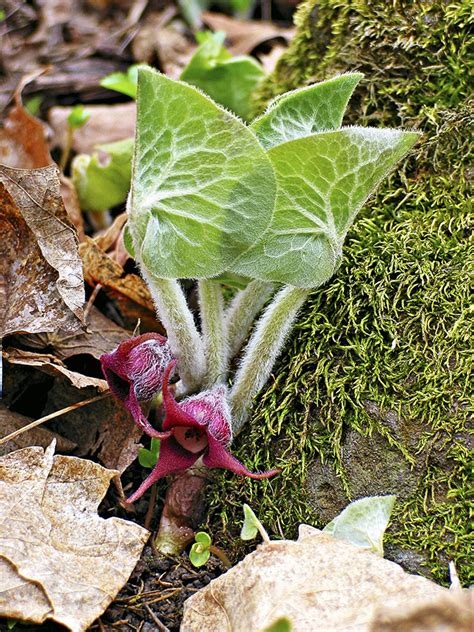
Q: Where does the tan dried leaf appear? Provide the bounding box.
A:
[3,347,108,390]
[0,166,84,337]
[202,11,295,56]
[181,526,449,632]
[132,12,196,79]
[48,102,136,154]
[0,402,76,456]
[79,236,161,331]
[371,588,473,632]
[0,443,149,631]
[19,306,130,361]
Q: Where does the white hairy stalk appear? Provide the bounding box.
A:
[142,271,206,392]
[198,279,229,388]
[226,280,275,359]
[230,285,309,433]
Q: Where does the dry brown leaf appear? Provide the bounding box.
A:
[181,526,448,632]
[0,402,76,456]
[48,102,136,154]
[79,236,161,331]
[3,355,142,472]
[0,165,84,337]
[61,175,86,241]
[0,443,149,631]
[94,211,128,253]
[371,588,473,632]
[3,347,108,391]
[132,12,196,79]
[19,306,130,361]
[202,11,295,56]
[0,83,52,169]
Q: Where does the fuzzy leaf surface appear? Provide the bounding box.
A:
[323,495,396,556]
[251,73,363,149]
[130,68,276,279]
[233,127,419,288]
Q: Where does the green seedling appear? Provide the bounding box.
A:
[189,532,231,568]
[100,64,145,99]
[138,437,161,469]
[241,504,270,542]
[180,31,265,120]
[262,618,293,632]
[323,495,396,556]
[72,138,133,213]
[59,104,90,172]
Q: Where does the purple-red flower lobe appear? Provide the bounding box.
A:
[126,360,281,504]
[100,333,173,437]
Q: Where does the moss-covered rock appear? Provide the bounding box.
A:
[207,0,472,585]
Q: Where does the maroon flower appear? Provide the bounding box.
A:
[127,360,280,504]
[100,333,173,438]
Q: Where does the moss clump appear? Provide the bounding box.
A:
[206,0,473,585]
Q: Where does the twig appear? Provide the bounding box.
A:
[144,604,171,632]
[0,392,110,445]
[83,283,102,324]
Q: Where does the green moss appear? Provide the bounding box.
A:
[206,0,472,585]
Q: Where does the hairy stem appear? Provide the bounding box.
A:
[142,272,205,392]
[198,280,228,387]
[226,280,275,359]
[230,286,309,432]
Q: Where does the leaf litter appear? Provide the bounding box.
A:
[0,442,149,631]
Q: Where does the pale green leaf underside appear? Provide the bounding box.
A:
[130,68,276,279]
[232,127,419,288]
[251,73,363,150]
[72,138,133,212]
[241,503,265,540]
[323,495,396,556]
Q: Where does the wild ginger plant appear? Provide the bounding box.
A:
[101,67,419,553]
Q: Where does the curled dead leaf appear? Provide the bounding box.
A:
[0,443,149,631]
[79,236,161,331]
[0,165,84,337]
[202,12,295,56]
[19,305,130,361]
[182,526,450,632]
[0,401,76,456]
[3,347,108,391]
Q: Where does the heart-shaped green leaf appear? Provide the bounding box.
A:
[181,32,265,120]
[251,73,363,149]
[194,531,212,546]
[232,127,419,287]
[189,542,211,567]
[241,503,269,541]
[129,68,276,279]
[323,495,396,556]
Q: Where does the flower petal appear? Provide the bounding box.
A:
[126,438,199,504]
[203,435,281,480]
[162,361,206,431]
[183,384,233,446]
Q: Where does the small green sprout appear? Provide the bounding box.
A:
[241,503,270,543]
[100,65,145,99]
[138,437,161,469]
[189,532,231,568]
[323,495,396,556]
[189,531,212,567]
[67,105,91,130]
[24,95,42,117]
[59,105,91,172]
[262,617,293,632]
